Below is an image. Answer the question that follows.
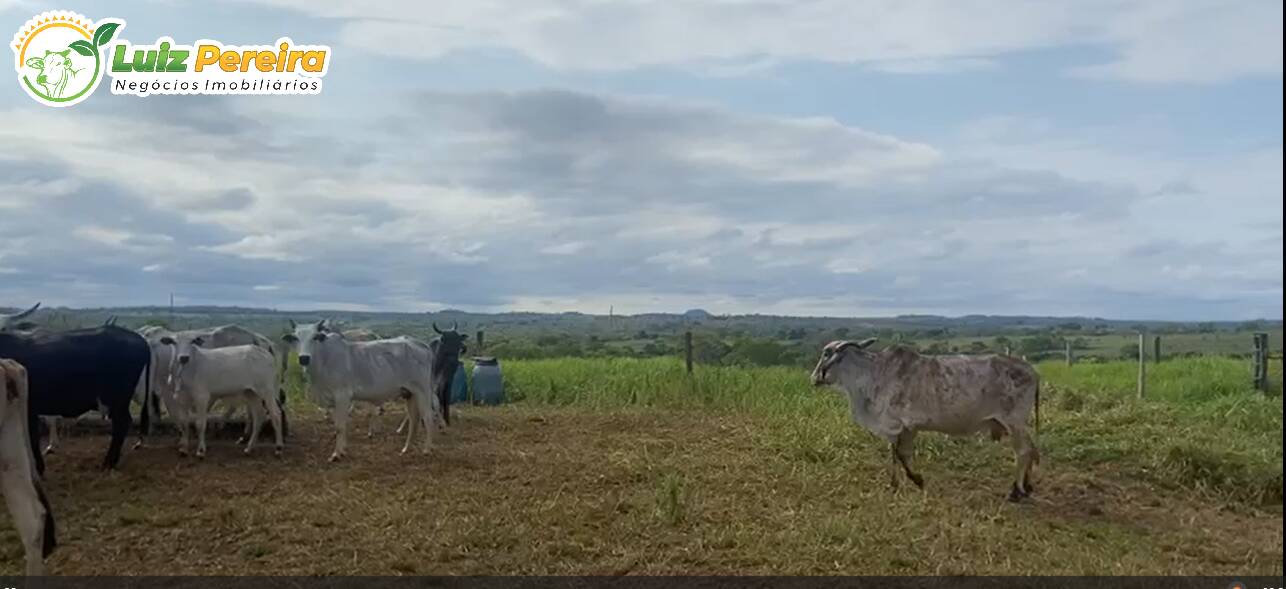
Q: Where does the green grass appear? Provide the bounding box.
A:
[282,350,1283,505]
[501,355,1283,507]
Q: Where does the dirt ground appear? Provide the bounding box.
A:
[2,405,1282,575]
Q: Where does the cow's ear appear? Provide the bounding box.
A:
[192,336,205,346]
[282,333,298,343]
[461,334,469,340]
[25,57,43,68]
[159,336,175,345]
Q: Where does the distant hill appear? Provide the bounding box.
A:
[7,304,1278,341]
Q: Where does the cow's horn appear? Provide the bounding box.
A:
[856,337,878,349]
[452,321,459,332]
[12,302,40,320]
[834,340,862,353]
[288,318,296,329]
[432,322,443,335]
[314,319,325,331]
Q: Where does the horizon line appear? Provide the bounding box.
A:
[6,303,1283,325]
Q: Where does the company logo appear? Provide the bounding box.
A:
[12,11,331,107]
[11,11,122,107]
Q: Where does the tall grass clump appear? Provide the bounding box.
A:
[503,355,1282,506]
[1037,357,1282,505]
[503,356,839,417]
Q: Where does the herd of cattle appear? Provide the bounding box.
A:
[0,303,1044,577]
[0,302,469,575]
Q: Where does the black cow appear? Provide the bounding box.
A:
[0,325,152,474]
[430,322,468,425]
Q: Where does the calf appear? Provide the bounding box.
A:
[160,336,283,458]
[810,339,1041,501]
[0,325,151,474]
[153,325,289,439]
[0,359,56,575]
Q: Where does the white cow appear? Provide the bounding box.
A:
[1,358,55,576]
[283,320,441,461]
[152,325,287,440]
[337,328,395,438]
[159,336,284,458]
[131,327,180,438]
[308,323,412,438]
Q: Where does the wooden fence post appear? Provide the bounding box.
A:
[1253,332,1268,391]
[476,330,485,353]
[684,331,694,374]
[1065,341,1073,366]
[1153,335,1162,363]
[1137,333,1146,399]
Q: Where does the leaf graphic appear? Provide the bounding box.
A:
[93,22,120,47]
[69,40,95,57]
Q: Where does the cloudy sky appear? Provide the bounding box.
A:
[1,0,1281,319]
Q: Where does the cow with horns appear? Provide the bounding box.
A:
[810,338,1041,502]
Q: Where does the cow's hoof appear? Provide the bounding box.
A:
[196,452,206,460]
[1023,481,1034,495]
[243,447,253,456]
[328,453,341,463]
[399,447,410,455]
[274,447,283,457]
[1007,484,1027,502]
[42,447,54,456]
[236,437,248,446]
[908,473,925,489]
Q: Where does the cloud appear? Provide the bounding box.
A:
[1067,0,1283,83]
[867,57,998,75]
[0,86,1277,319]
[244,0,1281,83]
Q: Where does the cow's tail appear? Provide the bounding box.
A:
[34,475,56,557]
[139,350,152,436]
[276,346,289,438]
[1033,379,1041,438]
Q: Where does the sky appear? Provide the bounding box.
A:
[0,0,1281,320]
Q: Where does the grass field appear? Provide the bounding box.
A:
[1,355,1281,575]
[913,329,1284,359]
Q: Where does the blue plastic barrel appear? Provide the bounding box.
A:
[448,362,468,404]
[471,357,504,405]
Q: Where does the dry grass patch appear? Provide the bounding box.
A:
[0,404,1281,575]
